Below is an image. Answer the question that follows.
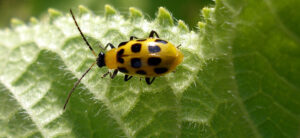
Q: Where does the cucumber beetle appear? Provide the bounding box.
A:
[64,9,183,109]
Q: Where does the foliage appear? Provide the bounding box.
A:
[0,0,299,137]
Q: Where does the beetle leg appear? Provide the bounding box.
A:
[145,77,156,85]
[101,71,110,78]
[149,30,160,38]
[99,43,115,50]
[130,36,138,40]
[105,43,115,49]
[124,75,133,81]
[102,69,118,79]
[177,44,182,49]
[110,69,118,79]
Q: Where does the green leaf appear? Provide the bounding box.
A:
[0,1,299,138]
[183,0,300,137]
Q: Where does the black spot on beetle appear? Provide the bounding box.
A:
[118,41,128,47]
[131,43,142,53]
[136,70,147,75]
[117,49,124,56]
[117,57,124,63]
[154,68,168,74]
[155,39,168,44]
[148,57,161,66]
[137,39,147,41]
[131,58,142,68]
[118,67,129,73]
[148,45,161,53]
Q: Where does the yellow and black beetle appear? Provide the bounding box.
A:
[64,9,183,109]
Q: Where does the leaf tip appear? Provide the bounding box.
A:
[198,21,206,29]
[29,17,39,25]
[78,5,91,14]
[48,8,62,19]
[197,21,206,35]
[129,7,143,21]
[105,4,118,19]
[10,18,24,27]
[178,20,189,32]
[202,7,214,21]
[156,7,174,26]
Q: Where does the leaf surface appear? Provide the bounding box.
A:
[0,1,299,137]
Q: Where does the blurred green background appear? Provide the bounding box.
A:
[0,0,214,28]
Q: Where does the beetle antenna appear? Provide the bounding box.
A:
[70,9,97,57]
[63,62,96,110]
